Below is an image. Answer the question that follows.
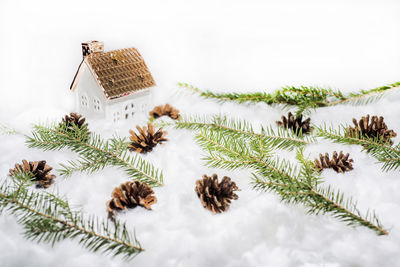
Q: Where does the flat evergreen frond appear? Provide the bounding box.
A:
[178,83,339,107]
[328,81,400,106]
[178,82,400,113]
[0,124,19,135]
[151,119,174,129]
[316,124,400,172]
[176,114,314,151]
[58,158,109,177]
[0,174,143,260]
[251,153,312,206]
[252,150,388,235]
[193,128,387,235]
[195,129,258,161]
[178,83,272,104]
[296,150,387,235]
[368,143,400,172]
[279,85,345,108]
[26,123,163,187]
[201,152,259,170]
[196,129,300,187]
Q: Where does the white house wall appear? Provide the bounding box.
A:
[105,88,152,123]
[74,63,107,118]
[74,63,153,123]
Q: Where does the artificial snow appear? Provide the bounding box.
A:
[1,0,400,266]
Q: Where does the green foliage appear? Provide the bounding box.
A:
[345,82,400,106]
[194,128,388,235]
[175,80,396,234]
[0,172,143,259]
[173,115,315,151]
[0,124,19,135]
[316,124,400,172]
[179,81,400,114]
[26,123,163,187]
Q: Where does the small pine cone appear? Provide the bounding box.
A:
[195,174,239,213]
[60,112,90,140]
[128,124,168,153]
[314,151,354,173]
[106,181,157,220]
[276,112,313,135]
[149,104,181,120]
[346,115,397,145]
[9,160,56,188]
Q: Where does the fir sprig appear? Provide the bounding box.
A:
[0,173,143,259]
[194,128,388,235]
[0,124,19,135]
[179,82,400,113]
[316,124,400,172]
[26,123,163,187]
[172,115,315,151]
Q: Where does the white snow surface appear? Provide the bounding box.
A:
[1,0,400,266]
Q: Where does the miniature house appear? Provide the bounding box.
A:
[70,41,155,122]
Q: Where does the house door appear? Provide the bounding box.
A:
[124,102,136,119]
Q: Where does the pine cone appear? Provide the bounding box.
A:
[9,160,56,188]
[346,115,397,145]
[276,112,313,135]
[60,112,90,141]
[106,181,157,220]
[128,124,168,153]
[195,174,239,213]
[314,151,354,173]
[149,104,181,120]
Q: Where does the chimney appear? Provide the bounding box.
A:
[82,41,104,57]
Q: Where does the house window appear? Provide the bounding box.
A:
[93,97,101,111]
[81,94,88,108]
[113,112,121,122]
[124,102,135,120]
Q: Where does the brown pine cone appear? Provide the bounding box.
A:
[60,112,90,141]
[128,124,168,153]
[149,104,181,120]
[346,115,397,145]
[195,174,239,213]
[9,160,56,188]
[314,151,354,173]
[276,112,313,135]
[61,112,88,130]
[106,181,157,220]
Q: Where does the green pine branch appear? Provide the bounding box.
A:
[316,124,400,172]
[194,128,388,235]
[26,123,163,187]
[171,115,315,151]
[332,82,400,106]
[179,81,400,112]
[0,124,19,135]
[0,173,143,259]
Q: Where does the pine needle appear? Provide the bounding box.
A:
[0,173,144,260]
[25,123,163,187]
[315,124,400,172]
[0,124,19,135]
[192,127,388,235]
[179,81,400,114]
[174,114,315,151]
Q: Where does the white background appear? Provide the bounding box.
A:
[1,1,400,266]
